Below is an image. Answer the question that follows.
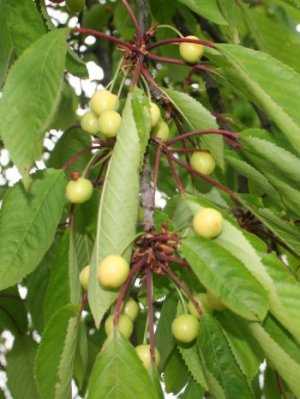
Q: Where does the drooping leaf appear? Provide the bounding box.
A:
[181,236,268,321]
[7,335,39,399]
[163,88,224,169]
[0,287,27,334]
[35,305,80,399]
[89,90,150,327]
[87,332,159,399]
[0,29,69,185]
[177,0,227,24]
[198,315,254,399]
[248,320,300,397]
[0,169,66,291]
[241,135,300,215]
[216,44,300,156]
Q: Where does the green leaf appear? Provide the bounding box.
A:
[241,135,300,215]
[89,91,150,327]
[179,380,204,398]
[0,0,13,87]
[73,321,88,390]
[181,236,268,321]
[164,348,190,394]
[44,230,81,325]
[263,367,282,399]
[0,29,69,184]
[177,0,227,24]
[7,335,39,399]
[50,82,79,131]
[248,321,300,397]
[0,287,27,334]
[87,332,159,399]
[35,305,80,399]
[216,44,300,156]
[1,0,46,57]
[198,315,254,399]
[163,88,224,169]
[0,169,66,291]
[216,311,264,380]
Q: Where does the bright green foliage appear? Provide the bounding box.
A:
[0,1,300,398]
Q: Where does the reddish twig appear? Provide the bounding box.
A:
[75,28,136,50]
[145,268,157,367]
[141,66,162,91]
[120,0,142,42]
[156,252,190,268]
[160,263,202,316]
[166,129,238,146]
[62,146,100,171]
[147,37,215,51]
[165,151,185,193]
[132,55,145,86]
[79,292,88,315]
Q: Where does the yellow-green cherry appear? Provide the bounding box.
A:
[90,89,119,115]
[193,208,223,238]
[98,255,129,288]
[105,314,133,338]
[188,292,214,319]
[135,345,160,369]
[150,102,161,127]
[207,291,226,311]
[98,110,122,137]
[79,265,90,290]
[171,314,199,343]
[151,119,169,141]
[123,298,139,321]
[190,151,216,175]
[65,173,93,204]
[179,35,204,64]
[81,111,99,135]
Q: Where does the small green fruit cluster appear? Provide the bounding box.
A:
[149,102,170,141]
[179,35,204,64]
[65,175,93,204]
[193,207,223,238]
[81,89,121,138]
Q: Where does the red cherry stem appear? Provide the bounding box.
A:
[75,28,136,51]
[146,37,215,51]
[166,129,238,146]
[173,116,191,166]
[141,66,161,91]
[145,267,157,367]
[120,0,143,43]
[167,147,206,153]
[183,67,196,92]
[165,151,185,193]
[159,263,202,316]
[165,150,238,198]
[131,55,145,87]
[62,146,100,171]
[79,292,88,315]
[156,252,190,268]
[113,256,146,328]
[146,53,219,76]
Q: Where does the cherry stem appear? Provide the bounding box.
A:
[166,129,238,146]
[156,252,190,268]
[168,147,204,153]
[145,267,156,367]
[165,151,185,193]
[79,292,88,315]
[146,37,215,51]
[152,145,162,208]
[173,116,191,166]
[141,66,162,91]
[75,28,136,50]
[183,67,196,92]
[120,0,142,42]
[146,53,220,76]
[165,150,237,198]
[67,204,75,228]
[132,55,144,87]
[62,146,100,171]
[160,263,202,316]
[113,256,146,328]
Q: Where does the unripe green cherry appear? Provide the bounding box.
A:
[135,345,160,369]
[123,298,139,321]
[79,265,90,290]
[105,314,133,338]
[193,208,223,238]
[150,102,161,128]
[65,177,93,204]
[98,110,122,137]
[151,119,169,141]
[171,314,199,343]
[188,292,214,319]
[190,151,216,175]
[98,255,129,289]
[66,0,85,13]
[207,291,226,311]
[90,89,119,115]
[179,35,204,64]
[81,111,99,135]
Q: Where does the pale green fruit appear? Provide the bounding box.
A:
[150,102,161,127]
[79,265,90,290]
[187,292,214,319]
[98,110,122,137]
[98,255,129,288]
[207,291,226,311]
[193,208,223,238]
[65,177,93,204]
[179,35,204,64]
[90,89,119,115]
[105,314,133,338]
[190,151,216,175]
[171,314,199,343]
[135,345,160,369]
[151,119,169,141]
[81,111,99,135]
[123,298,139,321]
